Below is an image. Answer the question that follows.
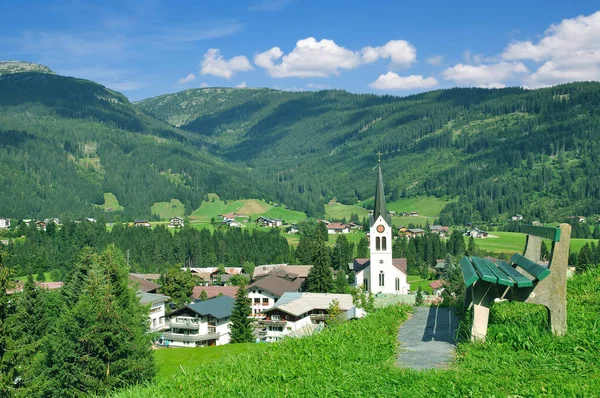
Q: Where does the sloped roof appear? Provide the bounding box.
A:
[429,280,444,290]
[130,273,161,281]
[266,292,354,317]
[248,275,303,297]
[185,295,235,319]
[137,292,169,305]
[253,264,312,279]
[128,274,160,293]
[352,258,407,275]
[192,286,239,300]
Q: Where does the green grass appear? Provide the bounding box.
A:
[466,231,597,255]
[262,206,307,224]
[151,199,185,220]
[154,344,254,378]
[284,231,367,248]
[407,275,433,293]
[94,192,124,212]
[360,196,451,217]
[324,202,370,221]
[392,215,436,227]
[116,270,600,397]
[14,271,55,282]
[191,195,305,223]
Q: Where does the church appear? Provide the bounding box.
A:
[352,159,410,295]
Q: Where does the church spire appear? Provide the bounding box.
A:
[373,154,388,222]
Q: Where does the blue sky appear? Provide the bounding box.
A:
[1,0,599,100]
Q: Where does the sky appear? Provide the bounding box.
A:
[1,0,599,101]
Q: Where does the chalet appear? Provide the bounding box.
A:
[258,293,360,342]
[511,214,524,221]
[401,211,419,217]
[286,224,299,234]
[252,264,313,280]
[169,216,184,228]
[346,222,361,230]
[0,218,9,229]
[163,296,234,347]
[326,222,350,234]
[222,219,242,228]
[129,274,160,293]
[405,228,425,238]
[130,273,161,281]
[467,228,488,238]
[256,216,282,227]
[428,280,445,296]
[428,225,448,237]
[192,286,239,300]
[220,213,237,221]
[388,211,396,216]
[35,221,47,231]
[44,218,61,226]
[7,281,64,295]
[137,292,169,332]
[134,220,151,227]
[247,274,304,317]
[397,226,407,233]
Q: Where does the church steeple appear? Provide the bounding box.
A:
[372,153,389,224]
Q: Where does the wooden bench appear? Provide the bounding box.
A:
[460,222,571,341]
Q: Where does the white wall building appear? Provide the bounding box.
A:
[163,296,234,347]
[0,218,9,229]
[137,292,169,332]
[247,274,304,317]
[352,160,409,295]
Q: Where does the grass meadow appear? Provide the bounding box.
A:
[94,192,124,212]
[467,231,596,255]
[116,269,600,397]
[151,199,185,220]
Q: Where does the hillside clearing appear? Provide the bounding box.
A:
[94,192,124,212]
[466,231,596,254]
[151,199,185,220]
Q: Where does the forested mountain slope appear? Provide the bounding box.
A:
[138,84,600,223]
[0,72,264,219]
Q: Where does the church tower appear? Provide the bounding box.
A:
[367,156,393,294]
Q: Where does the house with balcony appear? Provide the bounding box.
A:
[0,218,9,229]
[163,295,234,347]
[247,274,304,317]
[257,293,357,342]
[137,292,170,332]
[169,216,184,228]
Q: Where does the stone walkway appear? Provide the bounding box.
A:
[396,306,459,370]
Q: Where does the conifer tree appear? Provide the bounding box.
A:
[230,282,254,344]
[415,287,424,307]
[356,236,369,258]
[467,236,476,256]
[304,240,333,293]
[334,269,349,294]
[0,253,14,397]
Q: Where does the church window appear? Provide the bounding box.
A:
[395,278,400,291]
[376,237,381,251]
[382,237,387,251]
[364,278,369,291]
[379,271,385,287]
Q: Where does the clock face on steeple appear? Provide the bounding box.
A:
[376,225,385,233]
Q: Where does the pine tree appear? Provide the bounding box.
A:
[577,243,591,274]
[356,236,369,258]
[415,287,424,306]
[334,269,349,294]
[0,254,14,397]
[304,240,333,293]
[230,282,254,344]
[467,236,476,256]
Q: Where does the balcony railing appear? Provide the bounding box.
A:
[310,314,327,321]
[168,321,201,329]
[259,318,287,326]
[163,332,220,342]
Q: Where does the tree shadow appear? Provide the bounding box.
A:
[421,306,459,344]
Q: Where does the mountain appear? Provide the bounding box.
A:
[0,72,266,220]
[0,60,55,75]
[137,83,600,224]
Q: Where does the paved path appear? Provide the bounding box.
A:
[396,306,459,369]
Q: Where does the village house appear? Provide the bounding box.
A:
[467,228,489,238]
[44,218,61,226]
[434,259,446,274]
[134,220,151,227]
[286,224,299,234]
[258,293,360,342]
[187,267,244,285]
[252,264,313,280]
[129,274,160,293]
[169,216,184,228]
[512,214,524,221]
[192,286,239,300]
[428,225,449,237]
[7,281,64,295]
[0,218,10,229]
[163,296,234,347]
[428,280,446,296]
[326,222,350,234]
[401,211,419,217]
[222,219,242,228]
[247,274,304,317]
[137,292,170,332]
[404,228,425,238]
[35,221,47,231]
[256,216,283,227]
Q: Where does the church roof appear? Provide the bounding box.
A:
[371,160,392,226]
[352,258,408,275]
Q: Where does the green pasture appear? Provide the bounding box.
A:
[324,202,370,221]
[151,199,185,220]
[466,231,596,255]
[14,270,58,282]
[262,206,306,223]
[94,192,124,212]
[392,215,436,227]
[190,194,304,223]
[407,275,434,293]
[360,195,450,217]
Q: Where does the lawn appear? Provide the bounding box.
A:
[466,231,596,255]
[392,215,436,227]
[407,275,434,293]
[154,343,255,378]
[116,270,600,397]
[324,202,370,221]
[284,231,367,248]
[360,195,451,217]
[190,195,305,223]
[151,199,185,220]
[94,192,124,212]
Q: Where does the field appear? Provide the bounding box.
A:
[117,270,600,397]
[94,192,124,212]
[466,231,596,255]
[324,202,370,221]
[190,195,305,224]
[407,275,433,293]
[151,199,185,220]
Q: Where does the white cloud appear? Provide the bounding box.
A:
[158,24,243,45]
[200,48,253,79]
[478,82,506,89]
[426,55,444,65]
[235,81,247,88]
[200,82,209,88]
[502,10,600,87]
[442,62,528,86]
[177,73,196,84]
[370,72,438,90]
[254,37,417,78]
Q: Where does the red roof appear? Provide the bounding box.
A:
[192,286,239,300]
[429,280,444,289]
